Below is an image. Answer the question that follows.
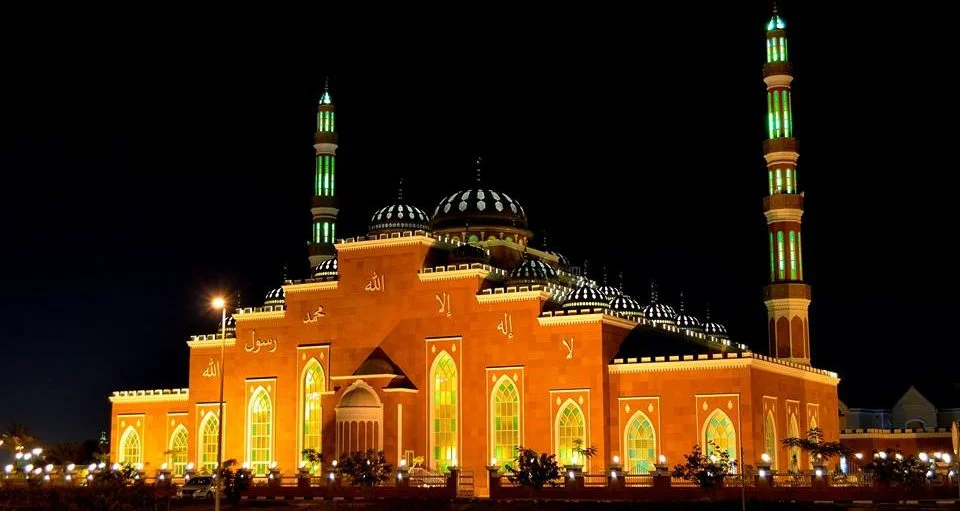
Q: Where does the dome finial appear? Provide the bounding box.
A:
[602,266,609,286]
[474,156,483,184]
[398,177,404,202]
[649,280,658,304]
[772,0,778,15]
[282,263,289,283]
[679,291,686,314]
[320,77,333,105]
[542,230,549,251]
[618,271,625,291]
[705,303,712,322]
[582,260,590,280]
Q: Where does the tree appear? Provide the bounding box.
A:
[505,446,561,490]
[672,442,732,490]
[337,450,392,486]
[217,459,251,505]
[45,442,86,465]
[302,448,323,474]
[0,424,37,452]
[864,449,935,488]
[571,438,597,464]
[782,427,851,467]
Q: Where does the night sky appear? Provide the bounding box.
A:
[1,3,954,445]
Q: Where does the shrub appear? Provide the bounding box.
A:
[337,450,393,486]
[505,446,561,489]
[672,442,733,490]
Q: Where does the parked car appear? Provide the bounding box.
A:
[177,476,215,498]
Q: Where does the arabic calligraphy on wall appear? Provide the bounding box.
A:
[202,358,219,378]
[435,293,452,317]
[364,272,385,292]
[497,313,514,339]
[303,306,326,323]
[561,337,574,359]
[245,333,277,354]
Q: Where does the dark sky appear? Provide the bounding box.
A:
[1,3,955,444]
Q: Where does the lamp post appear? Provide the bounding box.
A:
[212,297,226,511]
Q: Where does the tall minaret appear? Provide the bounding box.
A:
[762,5,811,365]
[308,79,338,267]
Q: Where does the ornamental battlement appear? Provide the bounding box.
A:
[189,333,237,342]
[611,350,839,380]
[841,427,952,435]
[110,388,189,403]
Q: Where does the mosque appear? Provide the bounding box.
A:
[109,8,839,491]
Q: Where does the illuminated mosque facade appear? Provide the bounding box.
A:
[109,9,840,491]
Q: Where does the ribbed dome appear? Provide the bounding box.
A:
[264,287,285,306]
[431,188,527,231]
[642,282,676,324]
[313,257,338,280]
[549,251,572,270]
[702,306,728,338]
[562,285,609,310]
[218,315,236,337]
[609,294,643,319]
[597,284,622,298]
[369,203,430,234]
[508,257,557,287]
[674,293,702,330]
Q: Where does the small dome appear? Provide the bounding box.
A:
[218,315,236,337]
[549,251,572,270]
[449,243,490,266]
[702,305,728,338]
[508,257,557,287]
[313,257,339,280]
[642,282,675,324]
[264,287,285,307]
[562,285,609,310]
[674,293,702,330]
[339,385,380,407]
[609,294,642,319]
[766,13,786,31]
[597,284,622,298]
[369,203,430,235]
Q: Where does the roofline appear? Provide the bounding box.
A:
[609,351,839,385]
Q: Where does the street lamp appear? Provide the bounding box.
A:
[211,296,227,511]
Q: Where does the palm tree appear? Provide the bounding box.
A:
[0,424,37,452]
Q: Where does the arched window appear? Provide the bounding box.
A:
[169,425,189,475]
[624,411,656,474]
[248,387,273,475]
[763,412,777,469]
[555,400,586,467]
[430,351,458,471]
[703,409,736,468]
[777,231,785,280]
[788,413,800,472]
[490,376,520,465]
[199,412,219,474]
[119,426,141,465]
[789,231,798,280]
[302,359,325,457]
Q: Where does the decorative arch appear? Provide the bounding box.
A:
[763,411,777,470]
[248,386,273,475]
[623,410,656,474]
[790,316,805,358]
[555,399,586,467]
[301,358,326,456]
[490,375,520,465]
[198,412,219,474]
[118,426,142,465]
[702,409,736,468]
[335,380,383,457]
[168,425,189,475]
[776,316,790,356]
[787,413,800,472]
[430,351,458,471]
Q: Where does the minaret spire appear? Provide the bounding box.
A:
[761,7,811,364]
[308,78,339,267]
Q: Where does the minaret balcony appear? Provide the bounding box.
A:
[763,137,798,154]
[763,61,793,78]
[763,193,803,211]
[763,282,811,300]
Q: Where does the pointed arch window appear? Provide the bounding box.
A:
[789,231,798,280]
[199,412,219,474]
[788,413,801,472]
[490,376,520,465]
[430,351,458,471]
[302,359,325,457]
[169,425,189,475]
[624,411,656,474]
[763,412,777,470]
[703,409,737,469]
[119,426,141,465]
[555,400,586,467]
[248,387,273,475]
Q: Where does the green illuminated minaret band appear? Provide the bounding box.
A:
[761,6,811,365]
[309,79,339,267]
